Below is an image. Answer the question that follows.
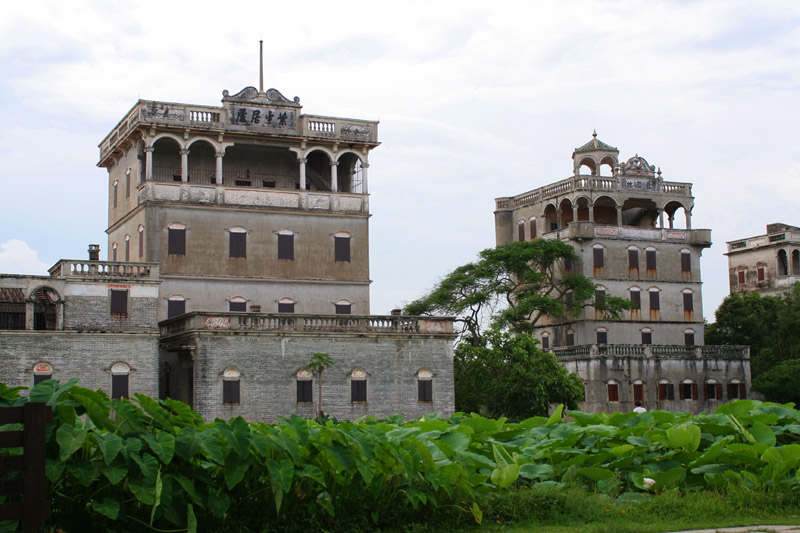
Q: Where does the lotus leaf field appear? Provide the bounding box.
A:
[3,380,800,532]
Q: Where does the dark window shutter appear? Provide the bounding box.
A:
[230,232,246,258]
[758,266,765,281]
[168,300,185,318]
[716,383,723,399]
[112,374,129,399]
[650,291,660,310]
[168,228,186,255]
[566,331,574,346]
[667,384,675,400]
[738,270,745,284]
[684,332,695,346]
[335,237,351,262]
[110,290,128,315]
[628,249,638,269]
[126,174,130,198]
[658,383,666,401]
[335,304,351,315]
[418,380,432,402]
[593,248,604,268]
[541,336,549,350]
[646,250,657,270]
[681,253,691,272]
[692,383,698,400]
[641,331,652,344]
[278,234,294,260]
[297,381,312,403]
[351,380,366,402]
[33,374,52,385]
[223,380,240,404]
[630,291,641,309]
[608,383,618,402]
[633,383,643,402]
[595,290,605,308]
[139,233,144,258]
[597,330,607,344]
[518,224,525,241]
[229,301,246,312]
[740,383,747,399]
[530,220,537,239]
[683,293,694,312]
[564,257,572,272]
[278,302,294,314]
[125,240,130,262]
[679,384,686,400]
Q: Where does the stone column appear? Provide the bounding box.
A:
[361,162,369,194]
[658,209,664,228]
[56,302,64,331]
[180,149,189,182]
[616,205,622,226]
[330,160,339,192]
[685,210,692,230]
[556,209,562,229]
[215,151,224,185]
[668,214,674,229]
[298,157,307,190]
[145,146,154,180]
[25,301,34,330]
[572,205,578,225]
[588,202,594,222]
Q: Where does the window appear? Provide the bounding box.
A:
[33,362,53,385]
[628,248,639,277]
[596,328,608,345]
[111,363,130,399]
[297,380,313,403]
[529,217,537,239]
[566,329,575,346]
[518,220,525,241]
[113,180,118,208]
[125,169,131,198]
[595,287,606,318]
[681,252,691,273]
[168,224,186,255]
[138,225,144,258]
[728,380,746,399]
[684,329,695,346]
[351,369,367,402]
[633,380,644,403]
[222,367,241,404]
[124,235,130,262]
[278,231,294,260]
[112,243,117,262]
[418,369,433,402]
[229,297,247,312]
[757,264,765,282]
[641,328,652,345]
[563,256,572,272]
[110,289,128,315]
[680,381,697,401]
[278,298,295,314]
[658,381,675,401]
[630,288,641,310]
[683,291,694,313]
[607,381,619,402]
[649,289,660,310]
[168,295,186,318]
[541,332,550,350]
[705,381,722,400]
[593,246,604,269]
[737,268,745,285]
[335,233,351,262]
[645,248,657,277]
[335,299,351,315]
[230,228,247,258]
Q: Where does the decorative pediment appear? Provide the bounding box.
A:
[222,86,302,108]
[620,154,656,178]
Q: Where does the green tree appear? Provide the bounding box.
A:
[308,352,334,419]
[455,330,584,419]
[405,240,630,346]
[752,359,800,405]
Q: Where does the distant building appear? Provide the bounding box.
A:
[725,223,800,296]
[494,133,750,414]
[0,86,456,422]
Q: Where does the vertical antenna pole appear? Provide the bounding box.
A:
[259,40,264,93]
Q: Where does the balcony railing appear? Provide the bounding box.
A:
[48,260,160,280]
[495,174,693,211]
[726,231,800,253]
[553,344,749,359]
[159,312,455,338]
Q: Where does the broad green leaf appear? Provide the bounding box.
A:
[546,404,564,426]
[691,464,726,475]
[648,467,684,489]
[71,388,113,430]
[187,504,197,533]
[278,415,310,446]
[268,458,295,494]
[667,424,701,451]
[129,478,156,505]
[175,475,202,505]
[94,432,124,465]
[56,424,88,461]
[164,397,204,427]
[471,502,483,525]
[492,443,514,470]
[46,458,65,482]
[197,429,226,465]
[626,436,650,447]
[215,417,251,459]
[66,458,97,487]
[207,492,230,518]
[150,469,163,526]
[90,498,120,520]
[577,467,614,481]
[101,461,128,485]
[749,422,776,447]
[491,463,520,487]
[132,452,159,480]
[224,453,252,490]
[715,399,756,417]
[519,463,553,480]
[135,393,175,433]
[610,444,635,456]
[297,464,326,487]
[175,428,201,460]
[143,432,176,464]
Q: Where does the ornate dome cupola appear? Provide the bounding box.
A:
[572,131,619,176]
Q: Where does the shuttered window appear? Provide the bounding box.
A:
[757,265,765,281]
[607,383,619,402]
[297,381,312,403]
[658,383,675,401]
[597,330,608,344]
[168,228,186,255]
[278,302,294,313]
[633,383,644,402]
[530,219,537,239]
[684,331,695,346]
[223,380,240,404]
[738,269,745,284]
[649,291,660,310]
[168,299,185,318]
[278,234,294,260]
[418,380,432,402]
[335,304,351,315]
[112,374,129,399]
[229,300,246,312]
[541,335,549,350]
[335,237,351,262]
[230,232,246,258]
[566,330,575,346]
[351,380,367,402]
[630,290,641,309]
[628,249,638,269]
[518,223,525,241]
[683,292,694,312]
[110,289,128,315]
[646,250,657,270]
[33,374,52,385]
[680,383,697,400]
[593,248,604,268]
[681,252,691,272]
[641,330,652,344]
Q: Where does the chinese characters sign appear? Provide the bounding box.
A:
[230,106,296,130]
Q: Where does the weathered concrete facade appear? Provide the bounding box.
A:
[494,134,750,413]
[725,223,800,296]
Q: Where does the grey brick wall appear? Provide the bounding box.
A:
[64,295,158,331]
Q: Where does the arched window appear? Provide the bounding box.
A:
[112,242,118,262]
[334,232,351,262]
[33,362,53,386]
[111,362,130,399]
[124,235,131,262]
[296,369,313,403]
[649,287,661,320]
[607,380,619,402]
[658,379,674,401]
[704,379,721,401]
[793,250,800,275]
[529,217,537,239]
[633,379,644,403]
[680,379,697,401]
[566,329,575,346]
[757,263,766,283]
[222,367,241,404]
[278,297,295,314]
[592,244,605,274]
[168,223,186,256]
[629,286,641,319]
[277,229,294,260]
[628,246,640,279]
[125,168,131,198]
[168,295,186,318]
[645,246,657,278]
[682,289,694,319]
[684,328,695,346]
[641,327,652,345]
[778,249,789,276]
[351,369,367,403]
[517,220,525,241]
[540,331,550,350]
[335,299,352,315]
[596,327,608,345]
[138,225,145,259]
[737,266,746,285]
[229,296,247,312]
[680,249,692,279]
[417,369,433,402]
[113,180,118,208]
[229,227,247,258]
[595,286,606,319]
[727,379,746,400]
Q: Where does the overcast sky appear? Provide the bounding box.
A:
[1,0,798,320]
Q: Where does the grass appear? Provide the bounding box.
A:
[405,485,800,533]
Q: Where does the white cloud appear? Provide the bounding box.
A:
[0,240,50,276]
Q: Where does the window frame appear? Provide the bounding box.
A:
[168,225,186,256]
[110,289,128,316]
[167,296,186,319]
[278,231,294,260]
[229,228,247,258]
[222,367,241,404]
[110,362,130,400]
[335,234,351,263]
[351,369,367,403]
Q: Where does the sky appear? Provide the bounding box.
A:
[1,0,799,320]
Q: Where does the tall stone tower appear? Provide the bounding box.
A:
[98,86,379,320]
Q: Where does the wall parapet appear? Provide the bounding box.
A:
[48,260,160,281]
[159,312,455,338]
[538,222,710,245]
[554,344,749,360]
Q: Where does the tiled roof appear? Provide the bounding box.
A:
[0,288,25,303]
[574,132,618,154]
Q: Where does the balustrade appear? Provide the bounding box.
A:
[50,260,156,280]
